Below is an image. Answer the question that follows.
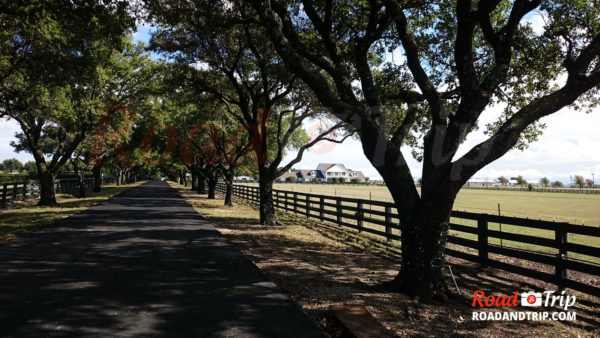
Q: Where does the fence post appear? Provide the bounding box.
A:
[555,223,568,290]
[357,201,364,233]
[22,182,27,200]
[385,205,392,241]
[319,196,324,221]
[12,183,18,201]
[305,194,310,218]
[336,197,342,226]
[274,190,279,209]
[293,192,298,214]
[477,215,488,266]
[1,183,7,208]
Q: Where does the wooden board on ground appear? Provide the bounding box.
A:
[330,304,396,338]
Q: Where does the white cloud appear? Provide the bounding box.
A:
[0,118,34,162]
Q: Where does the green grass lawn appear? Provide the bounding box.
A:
[0,181,145,241]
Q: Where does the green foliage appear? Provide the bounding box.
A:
[1,0,136,205]
[146,1,344,185]
[351,178,361,184]
[0,173,32,182]
[515,175,528,186]
[574,175,585,188]
[552,181,564,188]
[286,176,298,183]
[540,177,550,187]
[497,176,509,185]
[23,161,37,174]
[2,158,23,172]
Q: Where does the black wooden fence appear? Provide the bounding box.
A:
[216,183,600,297]
[1,177,116,208]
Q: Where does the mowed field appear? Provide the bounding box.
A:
[236,182,600,263]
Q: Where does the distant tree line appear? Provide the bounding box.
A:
[495,175,596,188]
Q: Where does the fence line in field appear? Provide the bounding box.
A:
[1,177,116,208]
[216,183,600,297]
[235,179,600,194]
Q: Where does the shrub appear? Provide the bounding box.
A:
[350,178,360,184]
[0,173,33,183]
[285,175,298,183]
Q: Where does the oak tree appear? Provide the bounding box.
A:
[246,0,600,300]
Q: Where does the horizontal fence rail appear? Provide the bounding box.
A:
[216,183,600,297]
[1,177,116,208]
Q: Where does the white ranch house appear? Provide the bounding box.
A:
[277,163,368,183]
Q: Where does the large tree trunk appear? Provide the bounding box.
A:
[92,164,102,192]
[116,170,123,186]
[380,160,457,302]
[224,168,234,206]
[197,176,206,194]
[72,161,86,198]
[391,202,452,302]
[180,171,188,187]
[38,171,57,206]
[258,168,276,225]
[76,171,86,198]
[207,177,217,199]
[191,169,198,190]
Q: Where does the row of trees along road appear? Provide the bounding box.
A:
[0,0,140,204]
[2,0,599,302]
[1,1,179,202]
[146,6,352,223]
[144,0,600,301]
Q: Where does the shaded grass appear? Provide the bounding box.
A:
[0,181,145,241]
[171,182,600,337]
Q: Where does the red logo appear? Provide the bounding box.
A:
[472,291,519,307]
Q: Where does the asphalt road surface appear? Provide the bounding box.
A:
[0,181,326,337]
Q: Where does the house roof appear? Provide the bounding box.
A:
[278,172,297,180]
[349,170,366,179]
[320,163,347,171]
[298,169,324,179]
[318,163,336,171]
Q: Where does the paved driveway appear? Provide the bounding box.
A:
[0,181,325,337]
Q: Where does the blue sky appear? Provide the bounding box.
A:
[1,24,598,184]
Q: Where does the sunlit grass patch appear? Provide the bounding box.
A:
[0,181,145,241]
